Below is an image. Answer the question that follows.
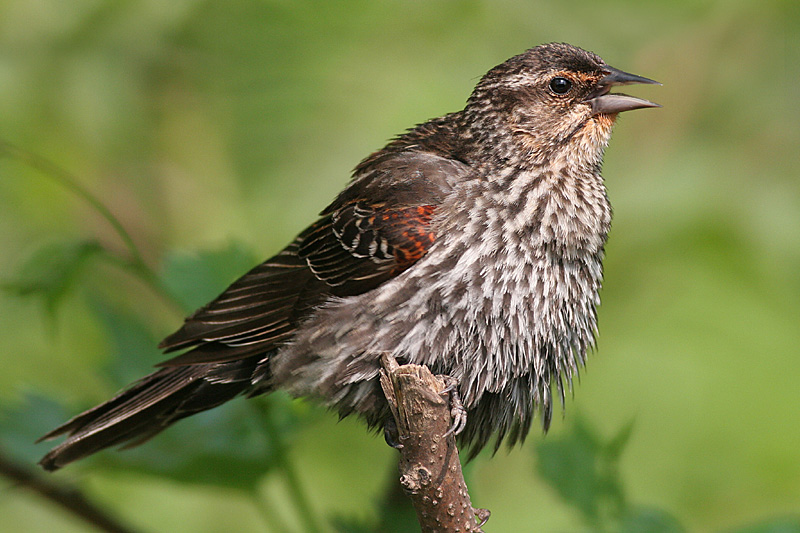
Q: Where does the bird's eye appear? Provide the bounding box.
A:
[549,77,572,95]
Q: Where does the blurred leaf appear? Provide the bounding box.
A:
[0,394,70,465]
[1,239,102,317]
[535,416,626,526]
[536,418,690,532]
[620,506,686,533]
[160,241,260,313]
[90,297,163,384]
[726,517,800,533]
[604,418,635,461]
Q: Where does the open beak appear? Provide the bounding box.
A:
[586,66,661,116]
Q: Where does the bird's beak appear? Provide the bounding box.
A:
[585,66,661,116]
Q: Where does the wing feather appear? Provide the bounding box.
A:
[157,151,470,366]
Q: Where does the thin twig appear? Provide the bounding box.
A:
[0,140,145,270]
[0,138,176,307]
[252,401,323,533]
[0,446,139,533]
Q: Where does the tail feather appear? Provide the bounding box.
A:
[38,360,258,471]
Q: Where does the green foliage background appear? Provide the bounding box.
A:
[1,1,798,531]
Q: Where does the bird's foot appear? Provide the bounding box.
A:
[474,507,491,527]
[438,375,467,437]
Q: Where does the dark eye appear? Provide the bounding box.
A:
[549,76,572,95]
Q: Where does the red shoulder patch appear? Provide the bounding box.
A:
[379,205,436,267]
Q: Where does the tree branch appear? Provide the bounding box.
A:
[380,354,488,532]
[0,447,139,533]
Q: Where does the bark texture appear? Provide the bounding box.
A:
[380,354,487,532]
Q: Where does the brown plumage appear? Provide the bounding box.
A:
[38,43,659,471]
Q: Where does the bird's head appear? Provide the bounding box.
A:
[463,43,659,168]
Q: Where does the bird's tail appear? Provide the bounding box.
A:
[38,359,257,471]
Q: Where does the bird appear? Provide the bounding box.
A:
[38,42,659,471]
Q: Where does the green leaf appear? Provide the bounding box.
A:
[535,417,636,528]
[159,241,260,313]
[620,506,686,533]
[535,417,689,532]
[605,418,636,461]
[1,239,102,316]
[535,417,609,524]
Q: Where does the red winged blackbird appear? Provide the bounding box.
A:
[39,43,659,470]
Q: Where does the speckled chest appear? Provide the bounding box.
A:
[375,164,612,402]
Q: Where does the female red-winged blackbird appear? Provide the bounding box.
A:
[39,42,658,471]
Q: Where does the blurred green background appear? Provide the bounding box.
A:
[1,1,798,532]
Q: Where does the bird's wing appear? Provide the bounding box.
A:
[298,201,436,293]
[157,151,469,366]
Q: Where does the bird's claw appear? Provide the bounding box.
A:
[474,507,491,527]
[438,375,467,437]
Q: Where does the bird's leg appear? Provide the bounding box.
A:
[383,414,404,449]
[438,375,467,437]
